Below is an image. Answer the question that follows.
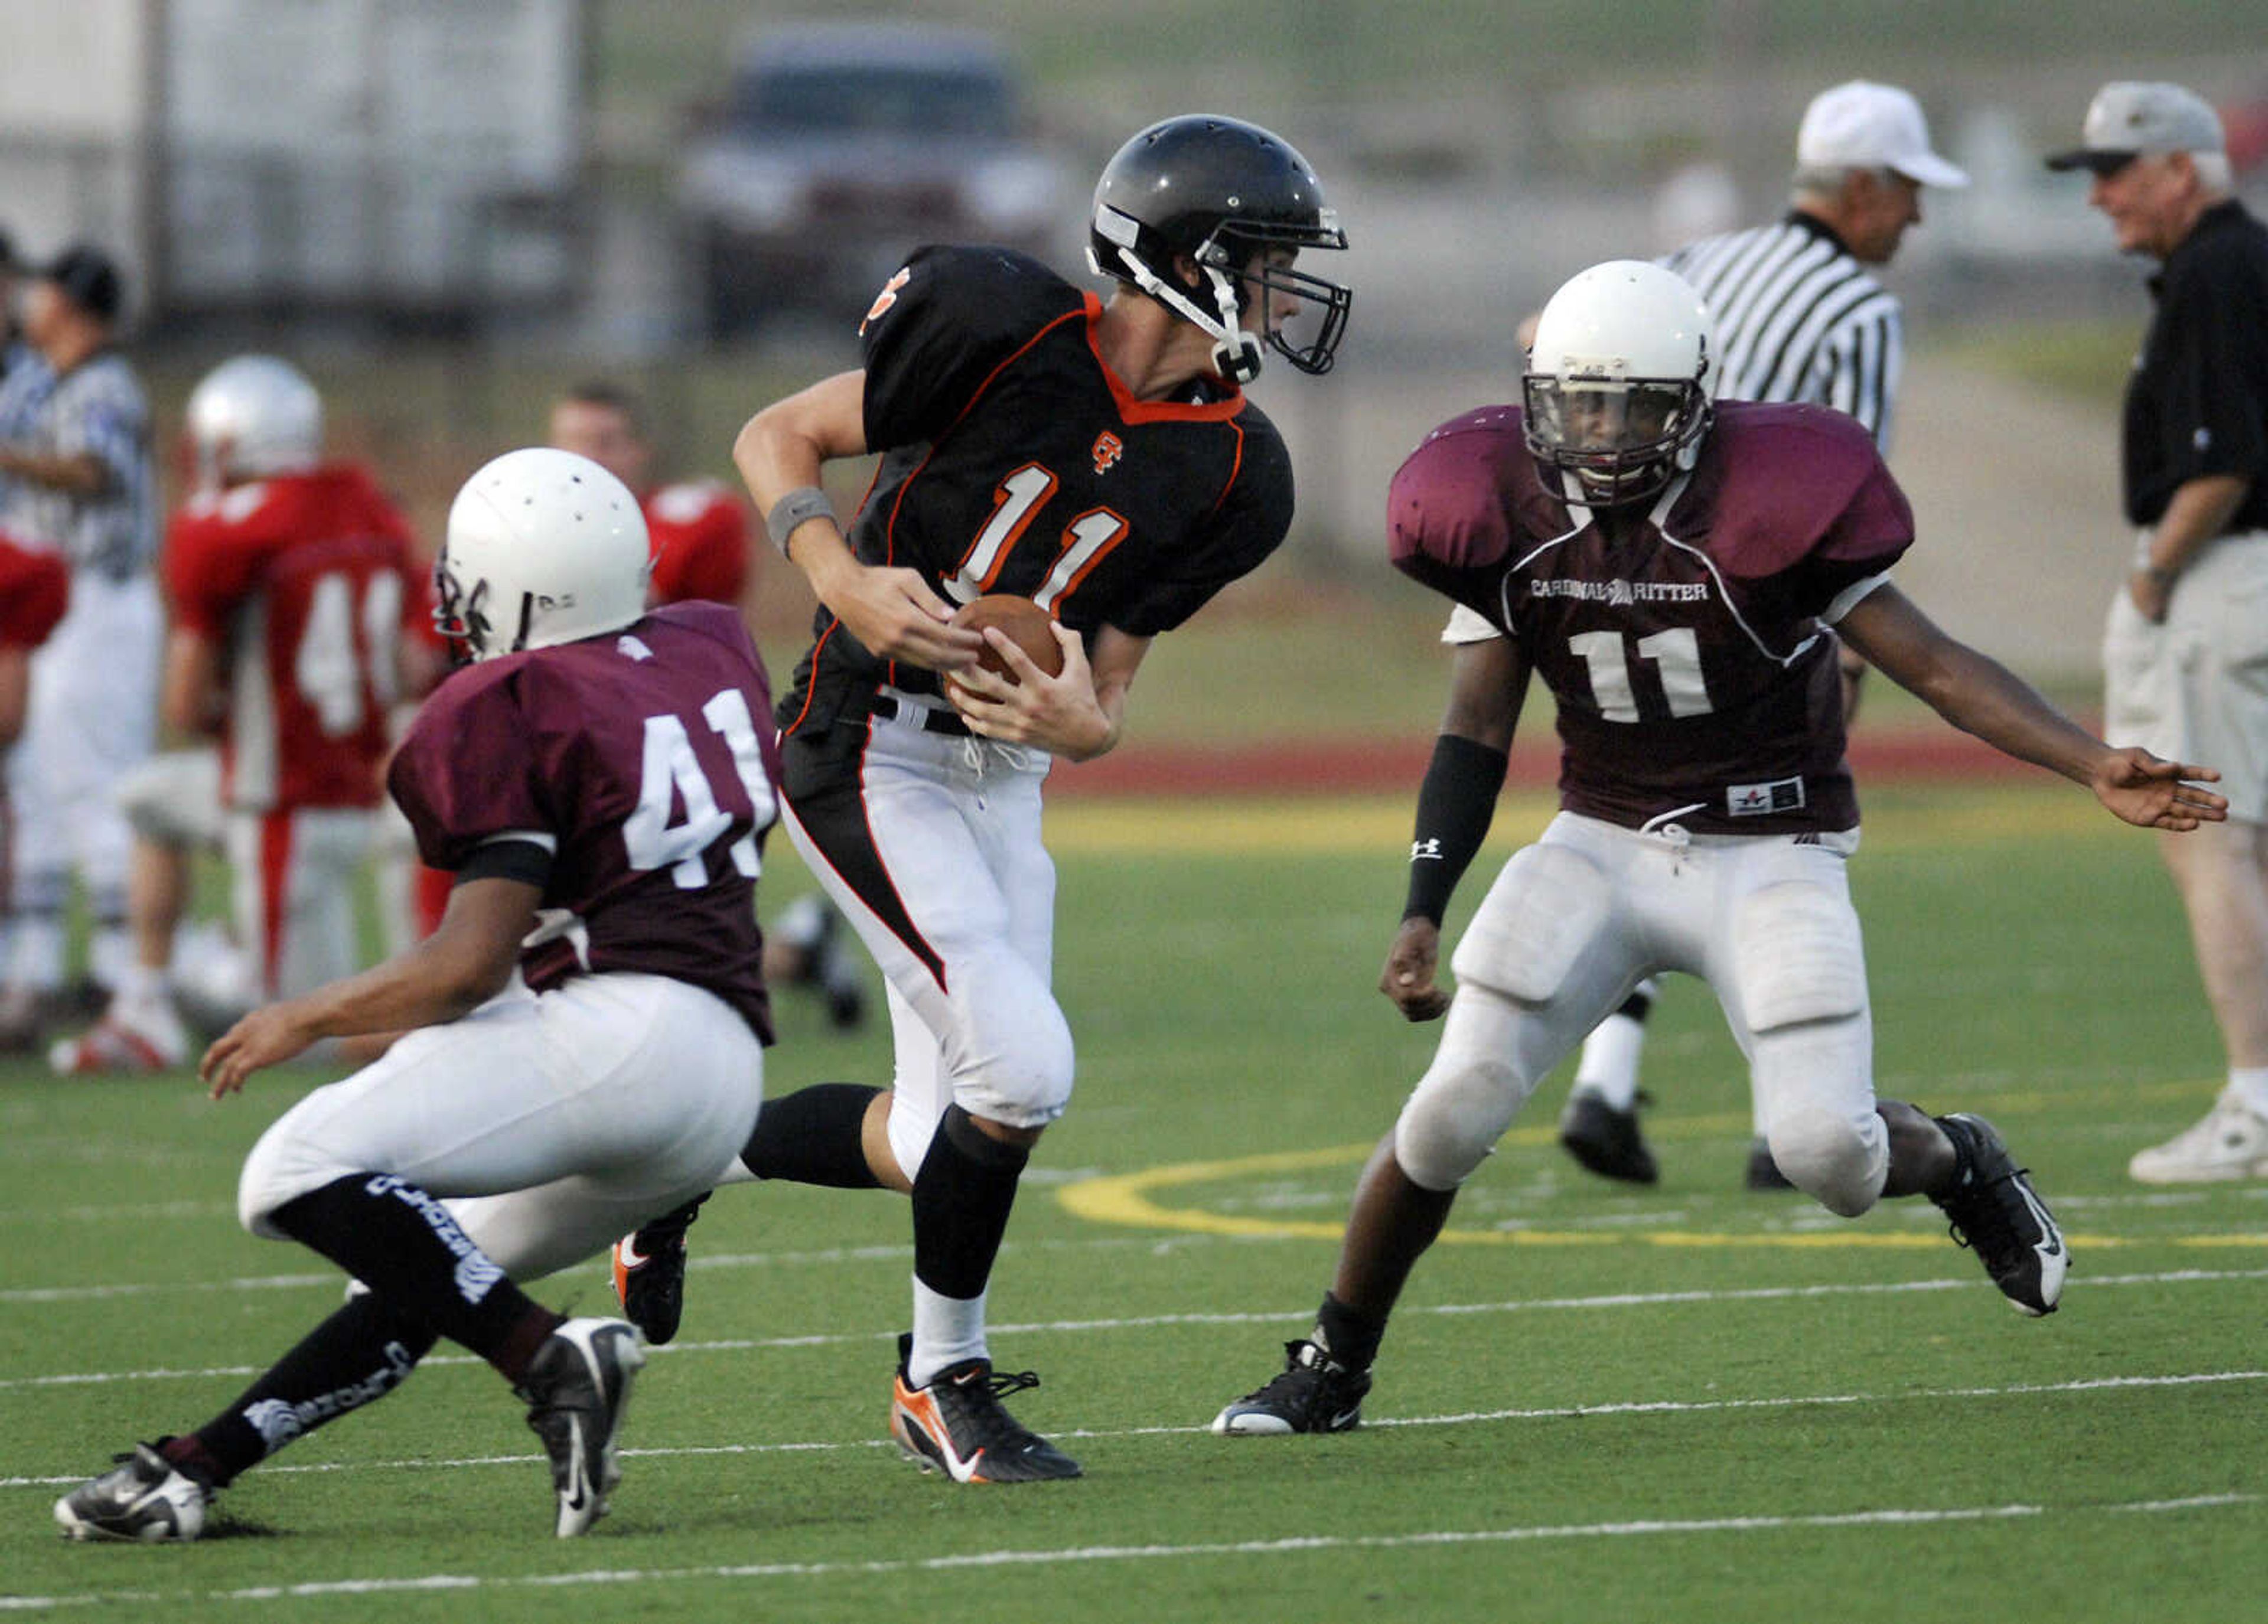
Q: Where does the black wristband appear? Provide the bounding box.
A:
[1403,732,1508,925]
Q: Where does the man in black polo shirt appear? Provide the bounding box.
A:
[2050,81,2268,1182]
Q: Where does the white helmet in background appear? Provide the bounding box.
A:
[435,448,651,662]
[1523,260,1714,504]
[184,355,322,487]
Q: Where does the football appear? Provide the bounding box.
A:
[950,594,1065,683]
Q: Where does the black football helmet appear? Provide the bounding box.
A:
[1088,115,1351,383]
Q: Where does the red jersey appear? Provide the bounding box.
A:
[644,480,749,609]
[0,534,69,648]
[165,465,422,813]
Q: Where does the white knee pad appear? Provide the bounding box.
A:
[1452,843,1611,1003]
[954,999,1076,1133]
[1393,990,1535,1190]
[1766,1103,1888,1218]
[1733,881,1866,1032]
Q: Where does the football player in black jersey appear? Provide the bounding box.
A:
[607,115,1351,1481]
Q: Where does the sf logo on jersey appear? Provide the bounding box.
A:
[1091,432,1125,475]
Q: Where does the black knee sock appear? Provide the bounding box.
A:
[1314,1292,1389,1373]
[910,1104,1029,1300]
[167,1292,442,1486]
[739,1082,885,1188]
[269,1174,559,1380]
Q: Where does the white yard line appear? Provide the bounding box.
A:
[5,1266,2264,1395]
[4,1368,2262,1489]
[0,1493,2254,1609]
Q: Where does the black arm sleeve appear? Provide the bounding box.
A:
[1402,733,1509,925]
[454,837,554,889]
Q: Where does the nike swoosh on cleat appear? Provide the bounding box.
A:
[615,1238,650,1270]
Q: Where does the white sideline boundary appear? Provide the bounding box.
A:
[3,1368,2262,1489]
[4,1265,2263,1395]
[0,1493,2255,1610]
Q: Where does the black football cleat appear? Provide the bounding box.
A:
[516,1318,645,1536]
[54,1443,212,1543]
[1744,1136,1797,1191]
[1210,1339,1373,1436]
[609,1194,706,1346]
[1558,1087,1660,1184]
[1931,1112,2067,1316]
[888,1333,1081,1482]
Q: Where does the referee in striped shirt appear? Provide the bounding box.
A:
[1559,81,1972,1192]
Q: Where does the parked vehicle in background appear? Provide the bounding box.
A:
[677,22,1069,339]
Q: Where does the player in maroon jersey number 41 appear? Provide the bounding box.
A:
[53,448,779,1540]
[1210,259,2227,1437]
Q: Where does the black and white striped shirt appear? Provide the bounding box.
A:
[0,348,158,581]
[1664,212,1902,452]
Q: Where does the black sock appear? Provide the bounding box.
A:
[269,1174,560,1380]
[172,1292,442,1486]
[1314,1292,1388,1373]
[910,1105,1029,1300]
[739,1082,885,1188]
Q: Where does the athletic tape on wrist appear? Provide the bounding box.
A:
[765,486,836,554]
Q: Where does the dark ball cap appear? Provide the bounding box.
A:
[40,244,125,322]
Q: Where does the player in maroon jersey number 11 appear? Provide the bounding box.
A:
[1211,259,2224,1437]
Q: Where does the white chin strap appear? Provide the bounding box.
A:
[1109,244,1262,383]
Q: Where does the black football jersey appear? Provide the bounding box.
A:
[777,246,1294,737]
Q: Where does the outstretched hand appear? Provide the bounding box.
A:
[1379,916,1451,1022]
[201,1003,320,1099]
[2091,747,2227,831]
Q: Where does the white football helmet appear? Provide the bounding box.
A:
[184,355,322,488]
[1523,260,1713,504]
[435,448,651,662]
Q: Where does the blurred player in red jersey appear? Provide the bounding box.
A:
[548,379,866,1029]
[0,531,69,743]
[1209,261,2224,1436]
[54,448,776,1542]
[53,357,426,1072]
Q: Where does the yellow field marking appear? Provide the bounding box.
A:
[1044,784,2126,857]
[1057,1085,2268,1253]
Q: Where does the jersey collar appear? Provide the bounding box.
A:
[1082,295,1248,425]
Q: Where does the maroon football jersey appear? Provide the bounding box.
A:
[1390,402,1914,836]
[390,599,781,1040]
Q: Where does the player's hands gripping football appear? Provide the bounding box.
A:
[2088,747,2227,831]
[812,556,988,674]
[947,622,1113,759]
[1379,917,1451,1022]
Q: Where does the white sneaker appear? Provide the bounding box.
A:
[2128,1089,2268,1183]
[48,1007,190,1075]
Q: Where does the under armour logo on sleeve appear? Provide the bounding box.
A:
[1412,837,1444,861]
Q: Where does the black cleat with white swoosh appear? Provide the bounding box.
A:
[516,1318,645,1536]
[1931,1112,2068,1316]
[1211,1339,1372,1435]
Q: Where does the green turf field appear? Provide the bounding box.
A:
[4,782,2262,1621]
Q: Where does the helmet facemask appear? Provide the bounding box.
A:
[1521,368,1710,505]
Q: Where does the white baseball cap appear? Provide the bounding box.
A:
[1797,80,1970,188]
[2044,82,2226,174]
